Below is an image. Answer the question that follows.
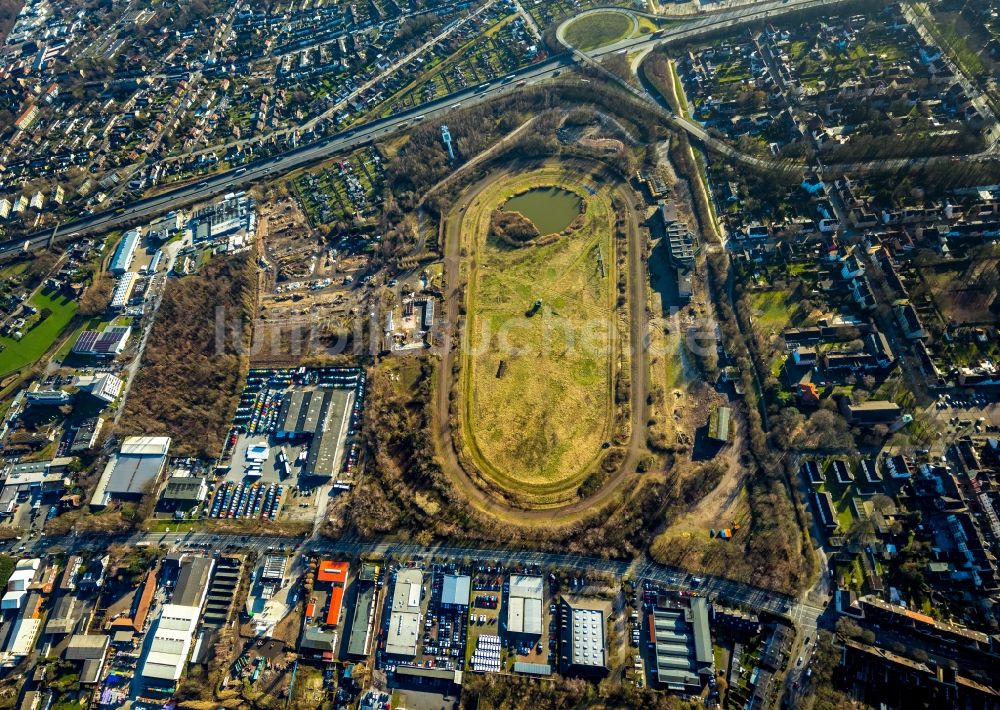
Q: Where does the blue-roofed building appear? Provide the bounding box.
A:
[109,229,140,275]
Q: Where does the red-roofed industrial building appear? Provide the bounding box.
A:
[318,561,349,628]
[317,560,348,584]
[325,587,345,627]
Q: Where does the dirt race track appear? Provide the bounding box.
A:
[432,158,654,523]
[458,165,617,503]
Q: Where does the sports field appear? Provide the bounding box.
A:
[460,166,618,503]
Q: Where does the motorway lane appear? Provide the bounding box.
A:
[0,58,572,257]
[0,0,846,257]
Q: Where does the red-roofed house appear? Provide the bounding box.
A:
[14,105,38,131]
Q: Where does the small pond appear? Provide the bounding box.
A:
[503,187,582,235]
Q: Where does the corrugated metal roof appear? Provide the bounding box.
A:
[65,634,109,660]
[523,598,542,635]
[513,662,551,676]
[508,596,524,633]
[440,575,470,606]
[569,608,604,667]
[80,657,104,684]
[691,597,712,665]
[173,557,214,608]
[140,604,200,682]
[120,436,171,456]
[6,618,40,656]
[109,229,140,273]
[347,584,376,657]
[509,575,543,600]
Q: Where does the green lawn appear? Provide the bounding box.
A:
[0,262,28,281]
[146,519,200,533]
[54,316,104,362]
[786,262,816,277]
[669,60,689,116]
[746,289,794,332]
[817,460,862,532]
[0,556,14,589]
[0,289,79,377]
[563,12,633,51]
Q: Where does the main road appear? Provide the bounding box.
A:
[27,528,813,621]
[1,0,851,258]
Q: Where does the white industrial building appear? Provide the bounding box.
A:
[386,568,422,657]
[440,574,470,609]
[1,559,41,610]
[190,193,256,251]
[73,373,124,404]
[109,272,137,310]
[109,229,140,274]
[25,383,71,405]
[560,599,609,676]
[146,211,184,242]
[140,604,200,682]
[508,575,543,636]
[91,436,171,507]
[570,608,604,668]
[7,568,35,592]
[0,590,26,611]
[1,617,41,666]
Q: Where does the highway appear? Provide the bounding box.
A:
[0,58,572,257]
[0,0,848,258]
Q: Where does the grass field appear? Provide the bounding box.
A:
[563,12,633,51]
[0,289,79,378]
[746,289,794,332]
[460,166,617,501]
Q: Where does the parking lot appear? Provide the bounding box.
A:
[465,570,502,670]
[500,572,556,670]
[417,566,469,671]
[208,479,285,521]
[377,564,470,675]
[374,562,564,678]
[214,367,366,525]
[928,392,1000,436]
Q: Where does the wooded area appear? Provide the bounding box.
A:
[119,255,255,458]
[460,673,686,709]
[0,0,23,44]
[490,209,539,245]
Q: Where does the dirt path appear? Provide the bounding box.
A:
[672,412,748,533]
[432,160,652,525]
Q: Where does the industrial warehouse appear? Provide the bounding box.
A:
[209,368,365,530]
[274,386,353,479]
[91,436,171,507]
